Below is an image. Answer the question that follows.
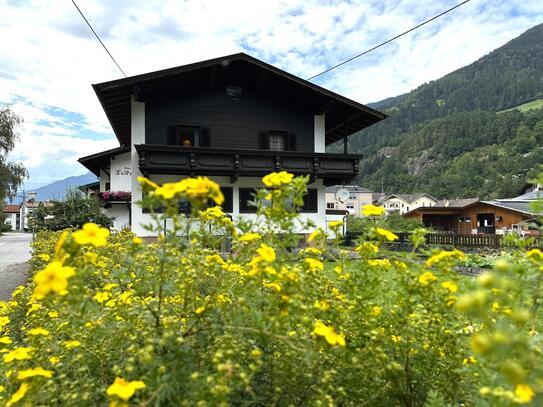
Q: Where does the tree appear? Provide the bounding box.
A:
[0,106,27,203]
[31,190,113,231]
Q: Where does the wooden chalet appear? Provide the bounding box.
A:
[78,53,386,235]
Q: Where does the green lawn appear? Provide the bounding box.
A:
[499,98,543,113]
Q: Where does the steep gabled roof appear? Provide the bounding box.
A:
[78,146,131,176]
[93,53,386,147]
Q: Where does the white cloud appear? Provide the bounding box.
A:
[1,0,542,187]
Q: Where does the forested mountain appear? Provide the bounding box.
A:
[345,23,543,199]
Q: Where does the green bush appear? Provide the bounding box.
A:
[0,173,542,405]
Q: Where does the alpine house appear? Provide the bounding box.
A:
[78,53,386,236]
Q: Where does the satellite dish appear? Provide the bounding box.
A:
[336,188,350,203]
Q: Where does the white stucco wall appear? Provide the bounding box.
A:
[99,170,110,192]
[314,115,325,153]
[3,213,18,230]
[130,98,146,236]
[110,152,132,192]
[132,174,326,237]
[107,205,131,231]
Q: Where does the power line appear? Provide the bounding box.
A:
[306,0,472,81]
[70,0,127,78]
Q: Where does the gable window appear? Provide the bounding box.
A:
[168,126,210,147]
[327,203,335,209]
[259,131,296,152]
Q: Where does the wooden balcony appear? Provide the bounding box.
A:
[135,144,362,185]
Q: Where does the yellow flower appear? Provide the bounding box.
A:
[370,306,382,317]
[103,283,119,291]
[314,300,330,310]
[0,316,10,327]
[93,291,110,303]
[328,220,343,229]
[355,242,379,255]
[361,204,385,217]
[64,340,81,348]
[368,259,391,267]
[3,347,33,363]
[17,367,54,380]
[33,261,75,299]
[256,244,276,263]
[28,327,50,337]
[0,336,12,344]
[6,383,31,407]
[132,237,143,245]
[514,384,534,403]
[418,272,437,285]
[426,249,465,267]
[262,171,294,187]
[48,311,59,318]
[180,177,224,205]
[250,349,262,358]
[106,377,146,401]
[441,281,458,292]
[72,223,110,247]
[263,281,282,292]
[304,258,324,272]
[307,229,324,242]
[239,232,261,242]
[462,356,477,365]
[137,176,159,190]
[375,228,398,241]
[195,306,205,314]
[49,356,59,365]
[527,249,543,264]
[313,320,346,346]
[37,253,50,262]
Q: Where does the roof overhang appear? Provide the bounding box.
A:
[78,146,130,176]
[93,53,386,147]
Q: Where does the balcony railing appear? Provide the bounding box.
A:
[135,144,362,185]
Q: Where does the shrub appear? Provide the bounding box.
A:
[0,173,541,405]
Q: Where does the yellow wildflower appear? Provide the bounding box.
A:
[33,261,75,299]
[375,228,398,241]
[106,377,146,401]
[328,220,343,229]
[0,316,10,327]
[361,204,385,217]
[304,258,324,272]
[263,281,282,292]
[250,349,262,358]
[64,340,81,348]
[72,223,110,247]
[93,291,110,303]
[0,336,12,344]
[103,283,119,291]
[6,383,31,407]
[137,176,159,190]
[3,347,33,363]
[26,303,41,316]
[418,272,437,285]
[37,253,50,262]
[313,320,346,346]
[371,306,382,317]
[314,300,330,310]
[307,229,324,242]
[441,281,458,292]
[195,307,205,315]
[183,177,224,205]
[17,367,54,380]
[262,171,294,187]
[153,181,184,200]
[132,237,143,245]
[368,259,391,267]
[28,327,50,337]
[527,249,543,263]
[48,311,59,318]
[426,249,465,267]
[355,241,379,255]
[238,232,261,242]
[514,384,534,403]
[49,356,59,365]
[256,244,276,263]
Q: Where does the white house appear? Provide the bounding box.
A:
[79,53,386,236]
[2,204,20,231]
[378,193,437,215]
[325,185,373,217]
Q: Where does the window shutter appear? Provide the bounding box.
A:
[200,128,210,147]
[258,132,268,150]
[168,126,177,145]
[288,132,296,151]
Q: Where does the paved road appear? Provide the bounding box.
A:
[0,233,32,301]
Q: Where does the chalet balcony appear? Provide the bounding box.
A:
[135,144,362,185]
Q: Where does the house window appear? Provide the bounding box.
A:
[168,126,210,147]
[327,203,335,209]
[259,131,296,151]
[240,188,317,213]
[346,204,355,209]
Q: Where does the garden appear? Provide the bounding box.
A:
[0,172,542,406]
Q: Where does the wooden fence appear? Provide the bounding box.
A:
[345,232,541,250]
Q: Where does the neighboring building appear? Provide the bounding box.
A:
[78,53,386,235]
[325,185,373,216]
[378,193,437,215]
[2,204,21,231]
[404,198,540,234]
[20,198,54,231]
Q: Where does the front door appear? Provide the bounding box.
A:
[477,213,495,234]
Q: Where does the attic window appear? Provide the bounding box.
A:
[168,126,210,147]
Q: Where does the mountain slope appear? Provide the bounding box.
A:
[348,23,543,198]
[7,172,97,204]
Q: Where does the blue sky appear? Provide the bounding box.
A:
[1,0,542,189]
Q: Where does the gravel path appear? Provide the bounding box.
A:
[0,232,32,301]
